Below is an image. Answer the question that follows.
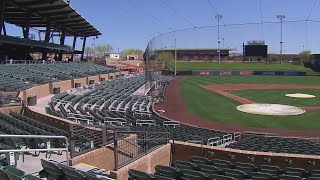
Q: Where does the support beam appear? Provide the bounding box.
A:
[0,0,5,35]
[42,22,51,60]
[44,22,51,43]
[71,36,77,61]
[2,22,6,35]
[58,29,66,61]
[22,13,31,39]
[80,37,86,61]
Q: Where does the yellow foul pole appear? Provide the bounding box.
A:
[174,39,177,76]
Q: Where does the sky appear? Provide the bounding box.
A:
[5,0,320,53]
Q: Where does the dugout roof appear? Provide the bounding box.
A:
[3,0,101,37]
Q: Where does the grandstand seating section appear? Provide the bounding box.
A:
[129,156,320,180]
[0,34,73,51]
[0,64,320,179]
[226,136,320,156]
[47,74,231,145]
[47,74,320,156]
[0,62,115,91]
[0,111,67,150]
[0,95,21,106]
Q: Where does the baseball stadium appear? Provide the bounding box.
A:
[0,0,320,180]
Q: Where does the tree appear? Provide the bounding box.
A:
[157,52,173,69]
[299,50,312,64]
[122,49,144,55]
[95,44,113,57]
[267,54,278,63]
[84,47,94,60]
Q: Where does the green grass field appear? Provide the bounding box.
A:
[180,76,320,130]
[229,89,320,107]
[177,62,313,71]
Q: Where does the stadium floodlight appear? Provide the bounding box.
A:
[215,14,223,64]
[277,15,286,64]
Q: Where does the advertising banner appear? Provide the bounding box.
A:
[198,71,212,76]
[219,71,232,76]
[240,71,253,76]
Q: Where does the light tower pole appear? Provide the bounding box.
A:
[277,15,285,64]
[215,14,222,63]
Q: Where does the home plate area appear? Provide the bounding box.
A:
[236,104,306,116]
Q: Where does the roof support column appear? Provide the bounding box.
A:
[22,13,31,39]
[58,29,66,61]
[80,37,87,61]
[42,22,52,60]
[0,0,5,35]
[71,36,77,61]
[44,22,52,43]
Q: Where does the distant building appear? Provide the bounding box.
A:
[126,54,140,60]
[156,48,235,61]
[108,53,120,59]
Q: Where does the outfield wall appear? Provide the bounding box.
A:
[174,70,310,76]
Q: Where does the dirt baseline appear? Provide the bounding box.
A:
[155,77,320,137]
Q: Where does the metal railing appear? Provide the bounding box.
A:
[114,131,170,170]
[69,124,130,158]
[0,134,69,166]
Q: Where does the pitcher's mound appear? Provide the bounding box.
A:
[237,104,305,116]
[285,93,316,98]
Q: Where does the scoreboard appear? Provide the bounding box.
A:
[245,45,268,58]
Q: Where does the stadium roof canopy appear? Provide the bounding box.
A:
[3,0,101,37]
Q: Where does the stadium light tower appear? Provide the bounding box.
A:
[215,14,223,64]
[277,15,285,64]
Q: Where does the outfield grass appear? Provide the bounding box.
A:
[177,62,313,71]
[180,76,320,130]
[229,89,320,107]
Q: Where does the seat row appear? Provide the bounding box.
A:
[0,62,116,91]
[129,156,320,180]
[0,165,41,180]
[226,136,320,156]
[39,159,111,180]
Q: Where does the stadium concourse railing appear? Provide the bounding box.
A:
[4,60,66,64]
[113,131,171,170]
[69,124,130,158]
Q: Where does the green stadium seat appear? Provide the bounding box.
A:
[180,169,207,180]
[39,159,64,180]
[128,169,154,180]
[23,174,42,180]
[173,160,197,171]
[197,164,221,175]
[207,174,236,180]
[221,168,247,179]
[0,167,9,180]
[4,166,25,180]
[189,156,211,165]
[278,174,302,180]
[155,165,180,179]
[249,172,274,180]
[154,174,175,180]
[57,163,86,180]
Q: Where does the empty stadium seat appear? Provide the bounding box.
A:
[128,169,154,180]
[155,165,181,179]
